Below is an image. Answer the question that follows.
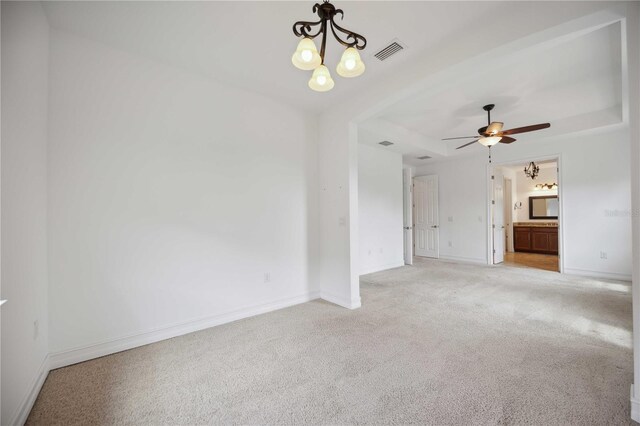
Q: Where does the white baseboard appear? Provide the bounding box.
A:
[564,267,631,281]
[359,260,405,276]
[10,354,50,426]
[50,291,320,370]
[438,255,488,265]
[631,384,640,422]
[321,290,361,310]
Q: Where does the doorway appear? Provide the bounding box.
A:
[490,158,561,272]
[413,175,439,258]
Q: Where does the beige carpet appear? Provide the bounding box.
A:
[27,257,633,425]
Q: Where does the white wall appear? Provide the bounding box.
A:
[47,31,319,362]
[358,144,403,275]
[1,2,50,424]
[415,128,632,279]
[627,1,640,420]
[414,156,490,264]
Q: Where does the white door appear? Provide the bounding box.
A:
[403,169,413,265]
[492,170,505,264]
[414,175,439,258]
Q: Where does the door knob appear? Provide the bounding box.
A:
[404,227,412,230]
[431,225,439,228]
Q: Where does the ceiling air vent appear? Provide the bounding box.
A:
[379,141,394,146]
[374,40,405,61]
[416,155,431,160]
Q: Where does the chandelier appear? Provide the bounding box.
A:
[291,0,367,92]
[524,161,540,180]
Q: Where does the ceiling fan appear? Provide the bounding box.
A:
[443,104,550,150]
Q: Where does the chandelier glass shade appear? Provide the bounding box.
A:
[292,38,322,70]
[292,0,367,92]
[337,47,365,77]
[308,65,335,92]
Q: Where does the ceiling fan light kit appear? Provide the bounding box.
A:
[479,136,501,147]
[292,0,367,92]
[443,104,551,154]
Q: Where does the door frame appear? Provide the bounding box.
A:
[504,177,514,253]
[486,154,564,273]
[403,168,413,265]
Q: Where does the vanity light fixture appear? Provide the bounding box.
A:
[292,0,367,92]
[534,183,558,190]
[524,161,539,180]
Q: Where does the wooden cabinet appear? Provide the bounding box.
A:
[514,227,531,252]
[513,225,558,255]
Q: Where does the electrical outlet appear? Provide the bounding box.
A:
[448,216,453,222]
[368,250,372,256]
[600,252,608,260]
[338,216,346,227]
[33,320,39,340]
[264,273,271,283]
[478,216,482,222]
[448,241,452,247]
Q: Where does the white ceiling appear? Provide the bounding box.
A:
[41,1,504,111]
[41,1,625,165]
[359,20,623,165]
[41,1,612,113]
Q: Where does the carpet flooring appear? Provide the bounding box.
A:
[27,257,633,425]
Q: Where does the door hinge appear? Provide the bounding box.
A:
[492,224,495,228]
[492,200,495,205]
[491,175,495,180]
[493,249,496,254]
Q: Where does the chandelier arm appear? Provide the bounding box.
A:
[319,19,328,64]
[329,18,367,49]
[292,19,324,39]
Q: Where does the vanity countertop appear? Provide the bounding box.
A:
[513,222,558,227]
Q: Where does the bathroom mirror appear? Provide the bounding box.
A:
[529,195,558,219]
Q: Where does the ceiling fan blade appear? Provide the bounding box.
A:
[456,140,478,149]
[442,136,478,140]
[486,122,504,135]
[499,136,516,144]
[502,123,550,135]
